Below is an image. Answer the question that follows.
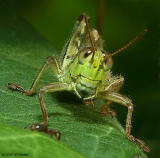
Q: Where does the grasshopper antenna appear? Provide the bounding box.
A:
[96,0,105,36]
[109,29,147,57]
[84,15,95,51]
[84,14,96,61]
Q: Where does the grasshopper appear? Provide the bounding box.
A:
[8,14,150,152]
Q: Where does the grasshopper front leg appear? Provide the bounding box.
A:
[8,56,60,95]
[98,91,150,152]
[8,56,69,139]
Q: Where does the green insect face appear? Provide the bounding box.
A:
[67,47,111,99]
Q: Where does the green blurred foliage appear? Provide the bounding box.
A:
[0,0,160,157]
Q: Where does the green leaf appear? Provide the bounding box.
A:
[0,124,84,158]
[0,17,148,158]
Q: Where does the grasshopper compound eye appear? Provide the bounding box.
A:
[78,47,93,64]
[103,53,113,70]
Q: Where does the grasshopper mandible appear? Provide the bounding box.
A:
[8,14,150,152]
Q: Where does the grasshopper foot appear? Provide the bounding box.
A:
[25,123,61,141]
[8,83,33,96]
[127,134,150,153]
[82,99,95,108]
[100,109,116,118]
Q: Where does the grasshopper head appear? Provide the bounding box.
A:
[70,47,112,99]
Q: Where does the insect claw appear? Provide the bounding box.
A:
[8,83,14,89]
[109,110,116,118]
[127,135,150,152]
[8,83,25,92]
[25,123,61,140]
[8,83,17,90]
[136,138,150,152]
[100,110,116,118]
[55,131,61,141]
[82,99,95,108]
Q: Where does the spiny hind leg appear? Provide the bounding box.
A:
[8,56,60,96]
[98,91,150,152]
[26,82,70,140]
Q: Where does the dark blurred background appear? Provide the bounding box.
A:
[0,0,159,157]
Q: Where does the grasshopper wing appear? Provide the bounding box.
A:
[60,14,87,69]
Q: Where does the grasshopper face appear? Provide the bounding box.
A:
[68,48,111,99]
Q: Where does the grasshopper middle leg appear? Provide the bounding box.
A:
[100,76,124,117]
[26,82,69,140]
